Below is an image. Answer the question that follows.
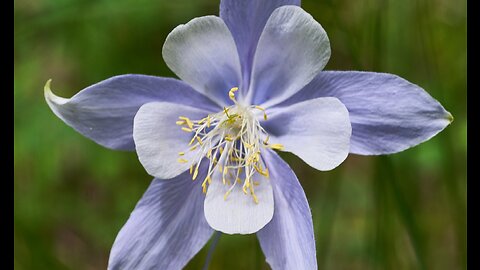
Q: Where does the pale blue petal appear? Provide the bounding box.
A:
[257,150,317,270]
[108,168,213,270]
[162,16,242,106]
[280,71,453,155]
[45,75,218,151]
[219,0,300,88]
[246,6,330,107]
[263,97,351,171]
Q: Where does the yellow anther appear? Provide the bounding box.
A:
[177,158,188,163]
[178,151,185,156]
[219,147,224,154]
[225,135,233,142]
[190,164,194,174]
[196,136,203,145]
[263,135,270,145]
[206,149,212,158]
[188,136,196,146]
[186,120,193,129]
[229,87,239,102]
[269,143,284,150]
[252,193,259,204]
[176,120,185,125]
[254,165,269,177]
[192,166,199,180]
[223,190,232,201]
[181,127,193,132]
[189,145,198,151]
[253,181,260,186]
[223,107,230,117]
[178,117,194,129]
[255,106,268,120]
[250,186,259,204]
[201,176,211,192]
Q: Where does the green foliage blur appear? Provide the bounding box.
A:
[14,0,466,269]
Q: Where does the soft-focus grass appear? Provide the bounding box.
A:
[14,0,466,269]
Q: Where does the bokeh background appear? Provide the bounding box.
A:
[14,0,466,269]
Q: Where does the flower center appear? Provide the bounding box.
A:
[175,87,283,204]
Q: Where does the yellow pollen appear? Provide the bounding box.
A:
[250,185,259,204]
[188,136,196,146]
[177,158,188,163]
[269,143,284,150]
[192,166,199,180]
[176,120,185,125]
[181,127,192,132]
[229,87,239,102]
[179,116,194,129]
[178,151,185,156]
[254,106,268,120]
[223,190,231,200]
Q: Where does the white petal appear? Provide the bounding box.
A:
[162,16,242,106]
[204,153,274,234]
[264,97,351,171]
[247,6,330,107]
[133,102,210,179]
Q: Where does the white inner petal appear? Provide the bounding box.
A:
[204,156,274,234]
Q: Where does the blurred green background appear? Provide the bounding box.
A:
[14,0,466,269]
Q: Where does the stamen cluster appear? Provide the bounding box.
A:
[176,87,283,203]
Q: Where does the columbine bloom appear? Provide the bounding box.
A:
[45,0,452,269]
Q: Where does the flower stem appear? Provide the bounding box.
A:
[202,231,222,270]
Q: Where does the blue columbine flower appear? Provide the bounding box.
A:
[45,1,452,269]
